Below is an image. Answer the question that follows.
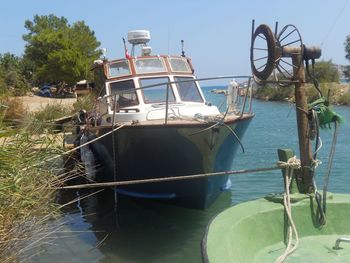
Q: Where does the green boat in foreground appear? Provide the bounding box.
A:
[202,193,350,262]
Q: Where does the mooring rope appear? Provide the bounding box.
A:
[22,123,129,171]
[56,162,299,190]
[276,156,300,263]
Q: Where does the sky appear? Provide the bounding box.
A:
[1,0,349,78]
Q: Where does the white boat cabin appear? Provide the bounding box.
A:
[93,55,221,124]
[92,30,223,125]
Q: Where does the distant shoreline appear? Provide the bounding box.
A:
[209,82,350,105]
[252,82,350,105]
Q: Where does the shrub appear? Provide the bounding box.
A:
[254,84,294,101]
[338,93,350,105]
[0,95,27,126]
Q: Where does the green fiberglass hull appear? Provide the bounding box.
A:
[202,193,350,263]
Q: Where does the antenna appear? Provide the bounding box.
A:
[181,40,185,57]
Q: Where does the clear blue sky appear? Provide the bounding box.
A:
[1,0,349,77]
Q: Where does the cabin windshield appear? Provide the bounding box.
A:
[139,77,175,104]
[174,77,203,102]
[109,80,139,108]
[108,60,131,78]
[134,57,166,74]
[169,57,192,73]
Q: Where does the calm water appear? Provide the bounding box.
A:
[30,87,350,263]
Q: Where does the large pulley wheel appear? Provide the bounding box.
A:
[250,24,277,81]
[275,24,303,84]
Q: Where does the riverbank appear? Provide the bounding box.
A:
[19,95,77,113]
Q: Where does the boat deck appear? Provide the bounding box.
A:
[203,193,350,263]
[255,234,350,262]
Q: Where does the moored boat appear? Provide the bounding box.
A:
[74,30,254,209]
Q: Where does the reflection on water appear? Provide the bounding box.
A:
[30,189,231,263]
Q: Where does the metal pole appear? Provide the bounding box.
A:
[165,83,169,125]
[293,55,314,193]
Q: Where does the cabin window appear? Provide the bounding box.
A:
[108,60,131,78]
[174,77,203,102]
[139,77,175,104]
[109,80,139,108]
[134,57,166,74]
[169,57,191,73]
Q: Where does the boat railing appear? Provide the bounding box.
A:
[97,75,253,125]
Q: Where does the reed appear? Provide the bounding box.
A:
[71,93,95,113]
[0,99,85,262]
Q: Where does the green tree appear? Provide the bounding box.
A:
[307,60,339,83]
[0,53,29,95]
[344,65,350,80]
[344,34,350,80]
[0,53,21,72]
[23,14,101,86]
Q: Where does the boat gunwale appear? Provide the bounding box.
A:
[94,113,254,130]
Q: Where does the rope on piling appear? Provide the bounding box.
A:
[56,162,299,190]
[276,156,300,263]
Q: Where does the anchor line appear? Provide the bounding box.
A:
[55,162,299,190]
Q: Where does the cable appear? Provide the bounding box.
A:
[320,0,350,47]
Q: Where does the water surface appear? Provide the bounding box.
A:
[30,87,350,262]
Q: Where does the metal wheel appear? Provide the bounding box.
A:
[275,24,303,86]
[250,24,277,82]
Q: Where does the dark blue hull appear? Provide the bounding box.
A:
[91,116,253,209]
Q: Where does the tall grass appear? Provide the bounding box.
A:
[0,97,81,262]
[0,121,66,262]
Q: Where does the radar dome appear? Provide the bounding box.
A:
[127,30,151,45]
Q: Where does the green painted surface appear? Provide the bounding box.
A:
[255,235,350,262]
[204,193,350,263]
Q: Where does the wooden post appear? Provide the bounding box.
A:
[278,149,299,194]
[293,56,314,193]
